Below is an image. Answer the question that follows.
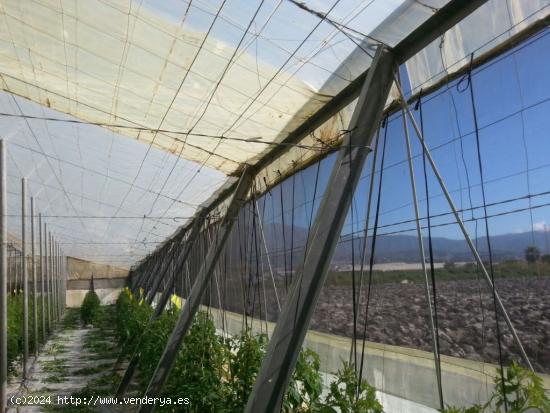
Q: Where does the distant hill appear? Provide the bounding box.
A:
[235,223,549,267]
[334,230,550,263]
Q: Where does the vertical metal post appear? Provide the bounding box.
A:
[53,239,56,319]
[401,109,443,408]
[21,178,29,378]
[54,240,57,319]
[395,81,534,371]
[0,140,7,412]
[137,169,253,412]
[44,224,50,332]
[31,197,38,357]
[53,238,61,320]
[49,232,54,324]
[62,248,65,311]
[57,242,61,317]
[39,213,45,342]
[245,46,396,413]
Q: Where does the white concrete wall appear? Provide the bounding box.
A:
[200,303,550,412]
[66,288,123,308]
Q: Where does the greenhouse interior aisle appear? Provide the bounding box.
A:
[6,308,137,412]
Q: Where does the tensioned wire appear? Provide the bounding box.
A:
[404,5,550,100]
[143,0,350,244]
[467,57,510,405]
[251,192,550,263]
[43,8,548,266]
[102,0,231,246]
[262,90,550,233]
[132,0,270,246]
[148,0,391,230]
[417,92,444,407]
[0,11,544,251]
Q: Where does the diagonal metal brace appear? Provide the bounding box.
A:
[137,167,253,412]
[244,45,396,413]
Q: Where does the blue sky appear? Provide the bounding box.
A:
[259,27,550,242]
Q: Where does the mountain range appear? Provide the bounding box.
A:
[243,224,550,267]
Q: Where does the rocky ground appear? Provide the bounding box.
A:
[309,276,550,374]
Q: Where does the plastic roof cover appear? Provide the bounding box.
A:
[0,91,227,267]
[0,0,548,267]
[0,0,447,176]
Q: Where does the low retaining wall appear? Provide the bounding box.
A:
[149,293,550,411]
[66,277,127,307]
[204,305,550,411]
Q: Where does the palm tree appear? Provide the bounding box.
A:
[524,246,541,264]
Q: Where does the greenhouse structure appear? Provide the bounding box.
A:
[1,0,550,411]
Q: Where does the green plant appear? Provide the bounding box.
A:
[321,362,384,413]
[283,348,324,412]
[525,246,541,264]
[136,307,178,391]
[7,293,23,373]
[115,287,152,343]
[491,362,550,412]
[80,290,101,325]
[225,329,268,412]
[166,311,227,413]
[113,291,391,413]
[441,362,550,413]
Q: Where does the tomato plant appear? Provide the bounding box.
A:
[81,290,101,325]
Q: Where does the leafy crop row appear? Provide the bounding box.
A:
[80,289,101,325]
[7,292,46,374]
[115,288,549,412]
[114,288,385,412]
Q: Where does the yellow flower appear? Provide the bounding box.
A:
[170,294,182,310]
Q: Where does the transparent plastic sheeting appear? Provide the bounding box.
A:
[0,0,445,176]
[0,0,548,268]
[0,91,228,268]
[406,0,550,95]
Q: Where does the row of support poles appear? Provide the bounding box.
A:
[0,140,69,412]
[115,220,204,397]
[119,3,537,412]
[136,170,253,413]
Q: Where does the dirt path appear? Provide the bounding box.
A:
[7,309,126,412]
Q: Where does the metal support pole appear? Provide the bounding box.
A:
[116,219,204,397]
[395,80,534,371]
[58,243,62,316]
[144,244,179,304]
[21,178,29,378]
[54,241,58,319]
[49,232,55,324]
[137,169,253,413]
[53,240,57,319]
[39,214,45,342]
[59,244,61,316]
[44,225,50,332]
[245,46,395,413]
[62,249,66,310]
[31,197,38,357]
[133,259,157,295]
[401,108,443,408]
[0,140,7,412]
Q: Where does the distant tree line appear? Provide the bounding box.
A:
[524,245,550,263]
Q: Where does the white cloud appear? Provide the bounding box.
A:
[533,221,547,232]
